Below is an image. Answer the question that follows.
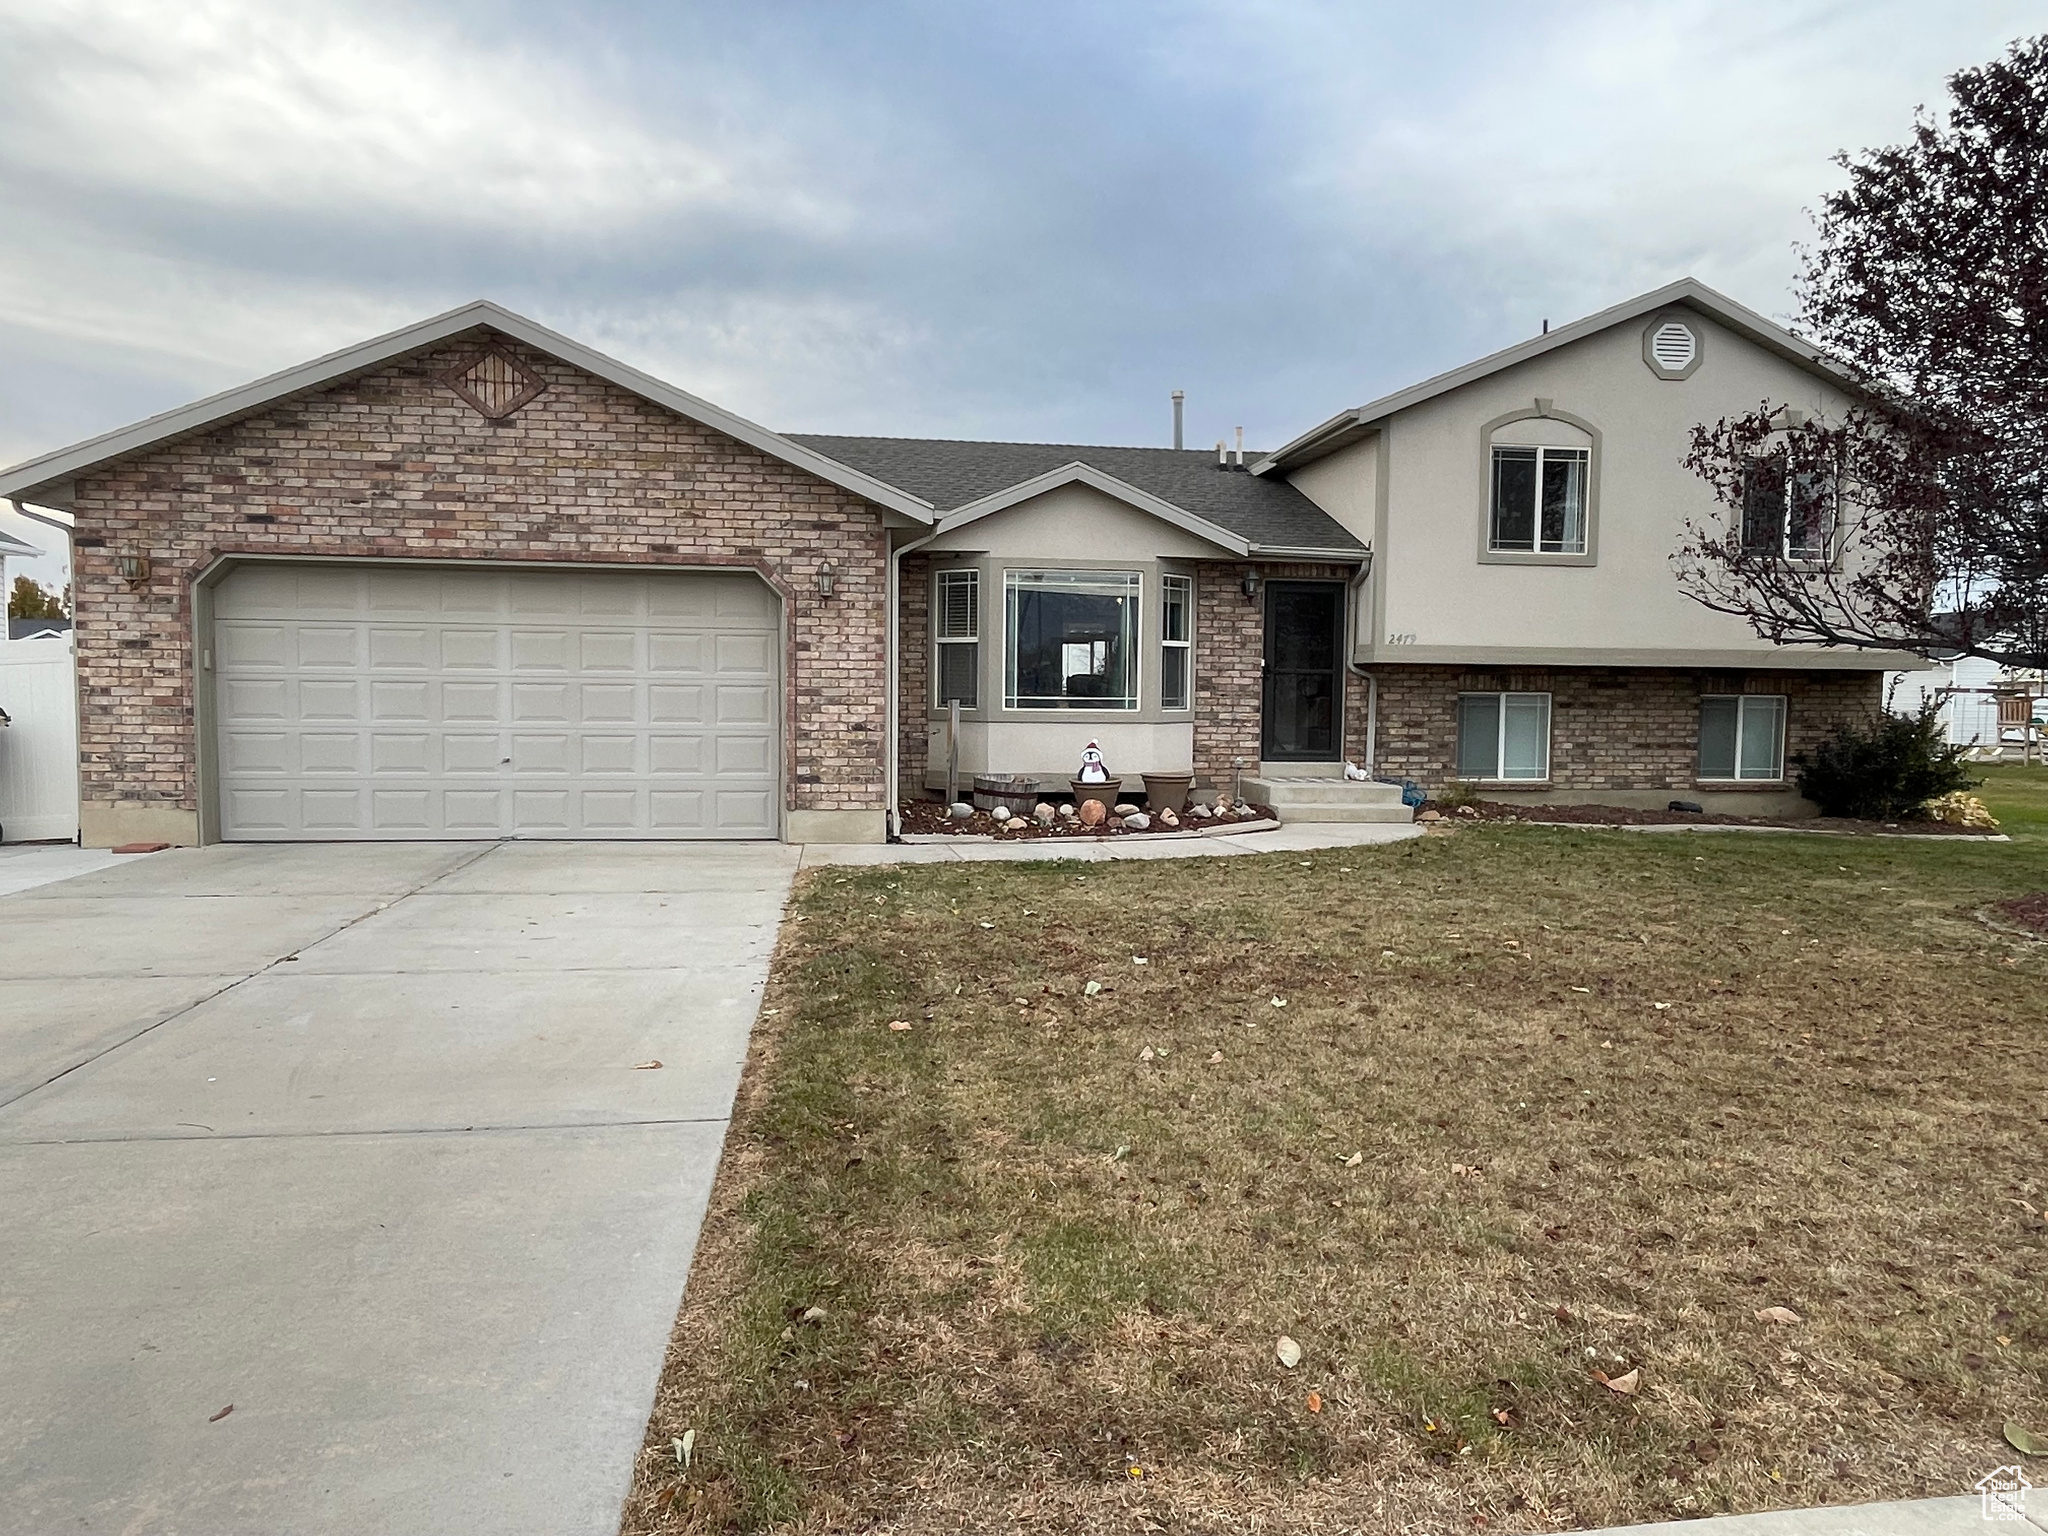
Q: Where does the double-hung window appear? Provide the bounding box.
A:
[1741,452,1834,561]
[933,568,979,708]
[1004,570,1140,710]
[1160,574,1192,710]
[1698,695,1785,780]
[1490,445,1588,554]
[1456,691,1551,780]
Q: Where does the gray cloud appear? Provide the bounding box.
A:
[0,0,2035,469]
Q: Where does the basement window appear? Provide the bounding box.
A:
[1456,691,1551,780]
[1698,694,1785,780]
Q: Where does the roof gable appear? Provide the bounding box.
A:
[932,462,1251,554]
[789,434,1364,555]
[1256,278,1854,472]
[0,302,936,524]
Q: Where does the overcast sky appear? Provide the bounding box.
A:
[0,0,2036,587]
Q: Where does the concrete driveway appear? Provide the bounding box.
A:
[0,840,798,1536]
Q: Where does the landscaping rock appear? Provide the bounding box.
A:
[1190,803,1210,818]
[1122,812,1150,831]
[1033,802,1056,825]
[1417,808,1442,822]
[1158,807,1179,827]
[1059,802,1078,820]
[990,804,1010,822]
[948,802,975,820]
[1078,799,1107,827]
[1113,802,1140,817]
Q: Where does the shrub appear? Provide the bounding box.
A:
[1793,702,1978,820]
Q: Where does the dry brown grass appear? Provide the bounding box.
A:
[624,824,2048,1534]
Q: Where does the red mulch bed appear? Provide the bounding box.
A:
[1423,798,1993,837]
[898,798,1273,839]
[1993,892,2048,937]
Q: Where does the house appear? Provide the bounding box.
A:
[0,278,1915,848]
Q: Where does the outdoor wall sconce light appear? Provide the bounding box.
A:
[816,560,837,598]
[1240,568,1259,602]
[116,554,151,585]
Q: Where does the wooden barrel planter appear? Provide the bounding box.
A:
[971,774,1041,816]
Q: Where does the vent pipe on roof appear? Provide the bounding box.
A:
[1216,440,1227,468]
[1542,318,1549,334]
[1234,426,1244,467]
[1171,389,1184,450]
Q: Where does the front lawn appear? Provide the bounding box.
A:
[627,825,2047,1534]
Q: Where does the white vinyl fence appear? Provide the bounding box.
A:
[0,639,80,842]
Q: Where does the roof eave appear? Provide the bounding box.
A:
[0,301,937,524]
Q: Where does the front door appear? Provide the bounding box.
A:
[1261,581,1344,761]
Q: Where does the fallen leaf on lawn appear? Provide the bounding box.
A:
[632,1060,664,1070]
[800,1306,828,1324]
[1132,956,1149,965]
[1344,1151,1363,1167]
[1111,1144,1129,1161]
[1653,1002,1670,1010]
[887,1020,913,1032]
[1755,1306,1802,1325]
[2006,1420,2048,1456]
[978,921,994,929]
[1208,1051,1224,1064]
[1084,980,1103,997]
[1554,1304,1573,1323]
[1276,1335,1303,1368]
[1306,1391,1323,1413]
[1570,986,1592,993]
[673,1429,696,1469]
[1597,1368,1640,1396]
[1271,997,1288,1008]
[1492,1407,1519,1427]
[1139,1045,1156,1062]
[209,1404,233,1422]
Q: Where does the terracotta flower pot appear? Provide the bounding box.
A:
[1069,777,1116,813]
[1140,773,1194,812]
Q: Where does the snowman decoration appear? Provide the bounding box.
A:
[1075,739,1112,783]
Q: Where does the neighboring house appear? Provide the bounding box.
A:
[8,617,72,642]
[0,278,1915,848]
[1889,652,2021,751]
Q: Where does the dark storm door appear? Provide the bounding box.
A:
[1261,581,1344,761]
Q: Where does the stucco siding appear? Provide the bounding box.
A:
[1337,312,1877,663]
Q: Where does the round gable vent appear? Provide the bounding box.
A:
[1643,316,1702,379]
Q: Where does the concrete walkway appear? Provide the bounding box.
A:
[0,840,799,1536]
[0,839,136,896]
[1586,1494,2044,1536]
[800,819,1423,866]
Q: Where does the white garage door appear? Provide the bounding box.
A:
[212,563,781,840]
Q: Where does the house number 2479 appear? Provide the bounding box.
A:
[1386,632,1418,645]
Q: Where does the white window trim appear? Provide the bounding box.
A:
[1742,451,1839,566]
[1160,572,1193,712]
[1489,444,1590,555]
[1002,568,1143,712]
[932,567,979,710]
[1697,693,1787,782]
[1456,690,1552,782]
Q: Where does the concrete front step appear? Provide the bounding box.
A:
[1242,774,1414,823]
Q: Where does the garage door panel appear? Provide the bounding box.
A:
[372,734,432,774]
[214,565,780,840]
[296,627,360,669]
[217,622,291,669]
[297,680,362,723]
[441,735,503,774]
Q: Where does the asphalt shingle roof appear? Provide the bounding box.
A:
[785,435,1365,554]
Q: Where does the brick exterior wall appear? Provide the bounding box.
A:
[1366,664,1883,793]
[66,329,890,830]
[896,552,931,800]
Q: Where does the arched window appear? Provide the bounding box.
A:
[1477,406,1601,566]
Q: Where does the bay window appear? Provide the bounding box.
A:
[1004,570,1140,710]
[932,568,979,708]
[1161,574,1192,710]
[1456,691,1551,780]
[1698,694,1785,780]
